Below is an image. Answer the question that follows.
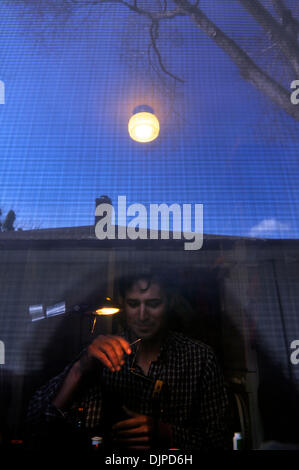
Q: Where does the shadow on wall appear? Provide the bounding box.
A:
[257,347,299,444]
[223,284,299,447]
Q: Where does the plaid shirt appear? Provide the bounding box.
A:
[26,329,232,451]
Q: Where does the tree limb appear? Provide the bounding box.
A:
[70,0,185,20]
[237,0,299,76]
[272,0,299,40]
[68,0,185,81]
[273,0,289,19]
[149,20,184,83]
[18,0,299,120]
[173,0,299,121]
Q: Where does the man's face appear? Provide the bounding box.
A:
[124,280,169,340]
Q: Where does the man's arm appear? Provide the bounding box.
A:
[51,354,92,411]
[52,335,131,411]
[25,360,78,449]
[26,335,132,438]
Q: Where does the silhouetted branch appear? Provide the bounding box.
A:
[237,0,299,76]
[272,0,299,40]
[149,20,184,83]
[173,0,299,121]
[16,0,299,121]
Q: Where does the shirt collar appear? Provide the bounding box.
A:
[121,326,175,361]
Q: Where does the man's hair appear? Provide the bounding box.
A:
[118,267,176,300]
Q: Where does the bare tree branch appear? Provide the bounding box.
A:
[17,0,299,121]
[116,1,185,83]
[272,0,299,40]
[273,0,289,19]
[70,0,184,20]
[123,0,185,21]
[149,20,184,83]
[237,0,299,76]
[67,0,185,81]
[173,0,299,121]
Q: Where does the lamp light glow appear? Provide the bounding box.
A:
[95,307,120,316]
[93,297,120,316]
[128,111,159,143]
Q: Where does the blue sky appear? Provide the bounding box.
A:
[0,0,298,237]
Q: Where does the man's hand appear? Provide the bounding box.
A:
[112,407,154,450]
[112,407,173,450]
[52,336,131,411]
[84,335,132,373]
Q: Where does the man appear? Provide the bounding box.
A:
[26,270,232,451]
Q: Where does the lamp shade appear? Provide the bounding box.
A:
[128,111,160,143]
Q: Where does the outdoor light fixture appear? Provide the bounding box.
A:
[128,105,159,143]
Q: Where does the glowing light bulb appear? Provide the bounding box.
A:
[128,112,159,143]
[95,307,120,316]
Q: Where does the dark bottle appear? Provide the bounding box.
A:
[100,388,128,450]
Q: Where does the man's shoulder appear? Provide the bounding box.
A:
[167,331,216,359]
